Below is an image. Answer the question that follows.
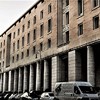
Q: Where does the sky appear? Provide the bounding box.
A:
[0,0,38,35]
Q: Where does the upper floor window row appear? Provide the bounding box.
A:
[78,0,100,17]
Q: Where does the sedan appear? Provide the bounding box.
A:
[40,92,54,100]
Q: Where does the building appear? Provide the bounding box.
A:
[0,0,100,92]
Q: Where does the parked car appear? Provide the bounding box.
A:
[14,92,23,100]
[40,92,54,100]
[54,82,99,100]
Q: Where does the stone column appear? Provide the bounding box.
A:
[8,71,11,91]
[68,50,76,81]
[87,46,95,86]
[29,64,34,91]
[3,73,6,92]
[18,68,23,92]
[51,56,58,91]
[0,74,3,91]
[43,60,49,91]
[36,62,41,91]
[14,70,18,92]
[23,66,28,92]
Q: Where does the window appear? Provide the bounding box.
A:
[22,25,25,32]
[74,86,81,94]
[93,15,99,29]
[34,16,36,24]
[21,52,24,59]
[0,51,2,60]
[18,28,20,35]
[48,39,51,48]
[4,40,5,46]
[33,29,36,41]
[17,40,19,50]
[66,31,69,43]
[28,20,30,28]
[40,10,43,19]
[66,12,69,25]
[78,0,83,16]
[40,24,44,37]
[22,37,24,47]
[92,0,99,8]
[40,42,43,51]
[1,42,2,48]
[48,19,52,32]
[33,46,36,54]
[16,54,19,61]
[26,49,29,57]
[2,61,4,67]
[48,4,52,13]
[66,0,69,6]
[12,56,14,63]
[13,42,15,52]
[27,32,30,44]
[3,49,5,58]
[78,23,83,36]
[13,32,15,39]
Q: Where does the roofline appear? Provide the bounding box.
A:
[0,0,42,37]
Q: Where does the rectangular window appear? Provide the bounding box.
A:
[48,19,52,32]
[13,42,15,52]
[2,61,4,67]
[13,32,15,39]
[40,24,44,37]
[66,31,69,43]
[48,4,52,13]
[66,12,69,25]
[28,20,30,28]
[40,10,43,19]
[3,49,5,58]
[93,15,99,29]
[33,46,36,54]
[27,33,30,44]
[1,42,2,48]
[16,54,19,61]
[12,56,14,63]
[17,40,19,50]
[33,29,36,41]
[92,0,99,8]
[0,51,2,60]
[21,52,24,59]
[78,0,83,16]
[18,28,20,35]
[22,25,25,32]
[4,40,5,46]
[66,0,69,6]
[78,23,83,36]
[22,37,24,47]
[40,42,43,51]
[26,49,29,57]
[34,16,36,24]
[48,39,51,48]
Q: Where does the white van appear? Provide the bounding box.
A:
[54,82,99,100]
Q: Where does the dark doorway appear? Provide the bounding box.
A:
[58,53,68,82]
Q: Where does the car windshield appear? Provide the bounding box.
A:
[49,93,54,96]
[79,86,96,94]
